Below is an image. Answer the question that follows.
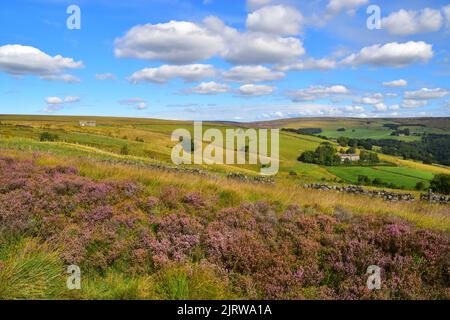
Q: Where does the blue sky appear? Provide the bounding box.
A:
[1,0,449,121]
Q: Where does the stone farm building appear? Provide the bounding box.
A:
[79,120,96,127]
[339,153,360,162]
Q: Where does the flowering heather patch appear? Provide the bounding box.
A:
[0,156,448,300]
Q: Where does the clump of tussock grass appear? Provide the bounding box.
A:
[0,237,65,299]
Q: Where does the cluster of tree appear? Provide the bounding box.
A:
[422,135,450,166]
[383,123,400,130]
[359,150,380,164]
[337,136,358,147]
[298,143,379,166]
[390,128,411,136]
[298,143,341,166]
[282,128,322,135]
[430,174,450,195]
[383,123,425,130]
[40,132,59,142]
[337,128,346,132]
[334,134,450,166]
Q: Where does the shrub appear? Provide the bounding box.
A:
[430,174,450,195]
[40,132,59,142]
[415,181,427,191]
[120,145,129,155]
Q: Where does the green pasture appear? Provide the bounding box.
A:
[327,166,433,189]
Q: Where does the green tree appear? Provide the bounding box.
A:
[315,143,341,166]
[298,143,340,166]
[348,139,358,147]
[430,174,450,195]
[360,150,379,164]
[298,151,315,163]
[337,137,349,147]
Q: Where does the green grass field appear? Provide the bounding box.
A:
[1,115,449,189]
[327,166,434,189]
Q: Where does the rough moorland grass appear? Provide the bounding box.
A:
[0,152,448,300]
[0,237,65,299]
[3,148,449,233]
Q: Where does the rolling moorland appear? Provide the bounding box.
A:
[0,115,449,300]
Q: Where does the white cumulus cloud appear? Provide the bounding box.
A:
[288,85,349,102]
[247,5,304,35]
[188,81,230,95]
[95,73,117,81]
[43,96,80,112]
[444,5,450,29]
[116,17,305,66]
[45,96,80,104]
[402,99,428,108]
[381,8,443,36]
[221,32,305,65]
[342,41,433,67]
[276,58,337,72]
[0,44,83,82]
[114,21,223,64]
[247,0,271,11]
[327,0,368,15]
[404,88,450,100]
[128,64,216,84]
[118,98,148,110]
[223,65,284,83]
[382,79,408,87]
[238,84,275,96]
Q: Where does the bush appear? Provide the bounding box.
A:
[120,145,129,155]
[337,137,349,147]
[40,132,59,142]
[415,181,427,191]
[358,175,371,184]
[430,174,450,195]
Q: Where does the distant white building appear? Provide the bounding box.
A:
[339,153,360,162]
[79,120,96,127]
